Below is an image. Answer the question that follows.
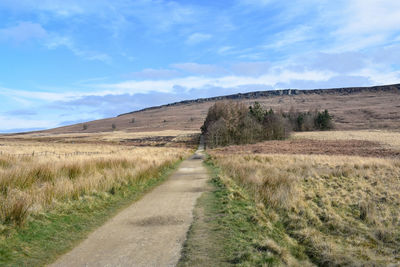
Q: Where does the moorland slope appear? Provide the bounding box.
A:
[13,83,400,135]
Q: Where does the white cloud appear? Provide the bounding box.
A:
[353,68,400,86]
[0,22,47,43]
[262,25,313,50]
[185,33,212,45]
[98,69,335,94]
[0,0,199,36]
[339,0,400,36]
[324,0,400,52]
[0,87,79,101]
[218,46,234,54]
[46,36,111,62]
[1,67,335,104]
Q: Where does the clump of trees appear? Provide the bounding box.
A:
[201,101,333,147]
[287,107,334,131]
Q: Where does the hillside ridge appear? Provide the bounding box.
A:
[118,83,400,116]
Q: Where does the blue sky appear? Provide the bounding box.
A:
[0,0,400,132]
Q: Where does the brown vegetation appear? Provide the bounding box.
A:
[0,141,190,226]
[293,130,400,151]
[214,139,400,158]
[201,101,333,147]
[209,151,400,265]
[201,101,288,148]
[0,130,199,148]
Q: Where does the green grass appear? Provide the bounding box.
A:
[0,160,182,267]
[178,157,309,266]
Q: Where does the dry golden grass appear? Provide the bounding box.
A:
[9,129,198,140]
[209,151,400,266]
[0,140,125,155]
[0,140,190,226]
[2,130,199,144]
[293,130,400,151]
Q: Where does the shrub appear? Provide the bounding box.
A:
[202,102,290,147]
[263,109,291,140]
[287,108,334,131]
[202,102,334,147]
[315,109,334,130]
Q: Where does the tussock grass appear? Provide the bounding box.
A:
[209,152,400,266]
[0,141,190,227]
[179,159,312,266]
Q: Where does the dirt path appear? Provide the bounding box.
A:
[50,142,208,267]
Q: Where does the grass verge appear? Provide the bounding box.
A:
[0,159,182,267]
[178,157,311,266]
[210,151,400,266]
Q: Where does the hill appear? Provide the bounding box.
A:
[13,83,400,135]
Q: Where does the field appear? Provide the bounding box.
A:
[1,130,199,148]
[213,130,400,158]
[293,130,400,150]
[0,137,191,265]
[204,130,400,265]
[0,141,190,225]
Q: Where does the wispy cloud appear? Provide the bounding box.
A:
[46,36,111,62]
[262,25,314,50]
[217,46,234,55]
[0,87,75,102]
[0,21,47,43]
[185,33,212,45]
[337,0,400,36]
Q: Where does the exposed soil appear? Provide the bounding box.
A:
[212,139,400,158]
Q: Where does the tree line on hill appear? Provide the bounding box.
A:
[201,101,333,147]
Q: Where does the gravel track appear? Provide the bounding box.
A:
[50,142,208,267]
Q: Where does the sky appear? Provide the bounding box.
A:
[0,0,400,132]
